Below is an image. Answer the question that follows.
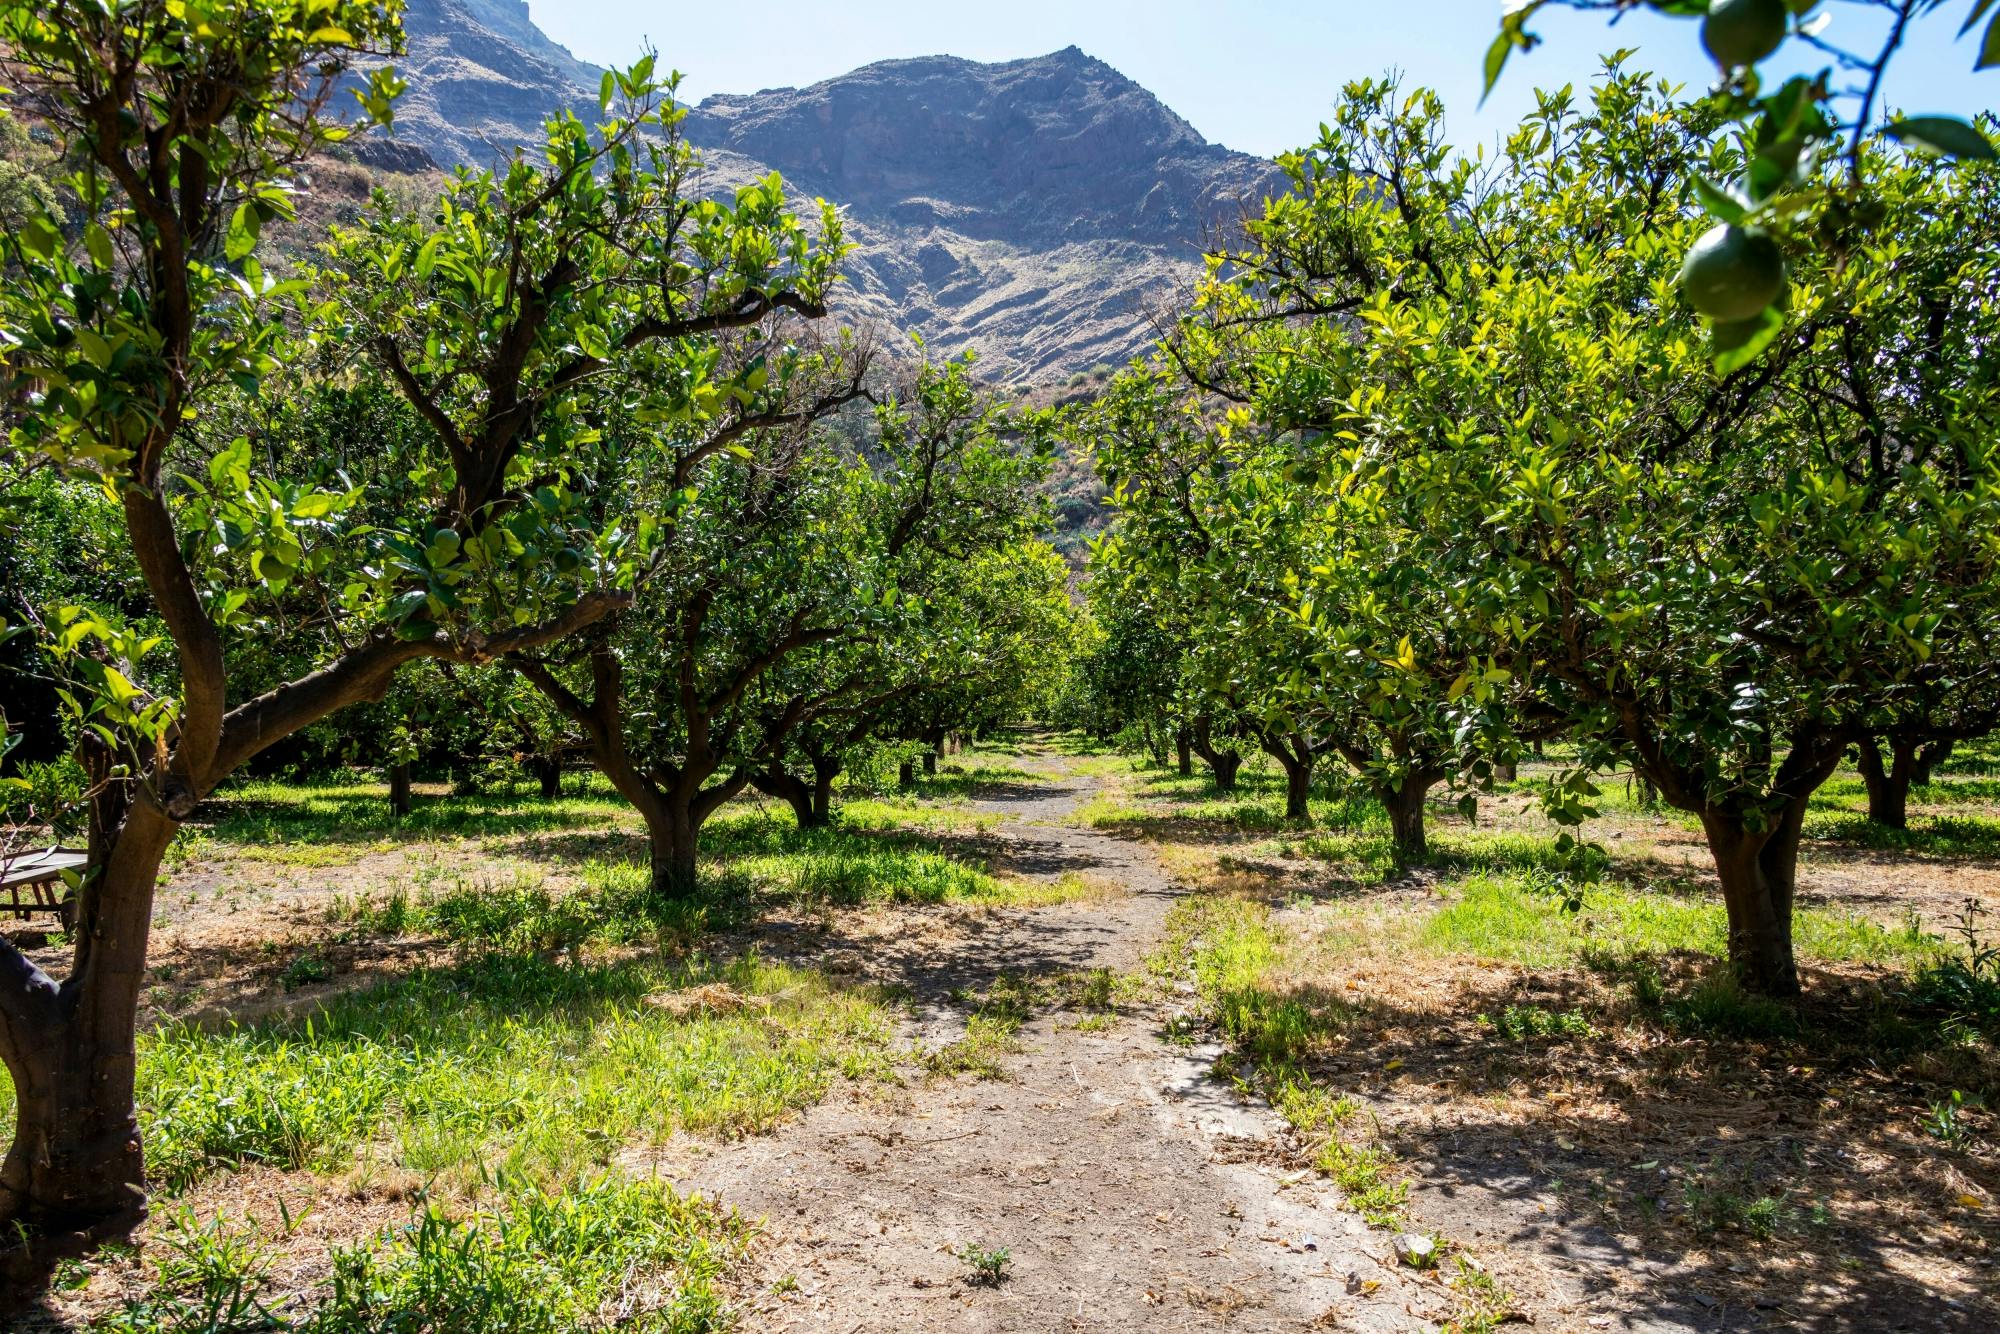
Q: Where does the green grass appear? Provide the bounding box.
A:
[1804,808,2000,858]
[0,951,894,1197]
[96,1175,744,1333]
[835,795,998,833]
[183,774,635,856]
[1418,872,1943,971]
[1152,895,1407,1226]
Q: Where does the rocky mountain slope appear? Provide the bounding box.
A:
[372,1,1283,382]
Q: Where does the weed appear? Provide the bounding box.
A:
[278,953,331,992]
[1925,1089,1978,1146]
[316,1176,742,1332]
[1478,1005,1596,1043]
[1681,1179,1788,1239]
[923,1014,1024,1080]
[1909,899,2000,1043]
[96,1209,283,1333]
[955,1242,1012,1286]
[1320,1140,1408,1228]
[1663,973,1797,1040]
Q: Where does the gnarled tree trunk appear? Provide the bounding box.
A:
[1699,804,1805,997]
[1856,738,1914,830]
[1379,770,1441,860]
[1912,739,1954,787]
[1189,717,1242,793]
[1175,726,1193,777]
[0,801,175,1263]
[1256,729,1317,821]
[755,756,839,831]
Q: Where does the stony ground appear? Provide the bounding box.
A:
[655,751,1434,1333]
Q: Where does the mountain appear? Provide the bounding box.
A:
[375,0,603,169]
[369,3,1284,382]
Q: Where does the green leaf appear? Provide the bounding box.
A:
[18,213,60,260]
[1481,31,1515,103]
[1978,10,2000,71]
[599,69,616,113]
[1885,115,1998,160]
[1711,305,1785,375]
[226,201,261,261]
[83,222,115,270]
[1692,175,1748,223]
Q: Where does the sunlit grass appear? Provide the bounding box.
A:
[1414,873,1943,971]
[0,952,898,1200]
[836,795,998,833]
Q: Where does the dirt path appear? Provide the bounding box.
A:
[647,749,1440,1333]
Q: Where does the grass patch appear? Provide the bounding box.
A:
[835,796,997,833]
[192,775,635,849]
[1805,809,2000,859]
[1416,871,1942,972]
[0,952,896,1196]
[96,1175,744,1332]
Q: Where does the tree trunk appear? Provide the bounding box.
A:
[1700,807,1803,997]
[646,805,701,899]
[1189,719,1241,793]
[755,766,818,831]
[1256,731,1314,821]
[810,758,839,827]
[387,762,411,818]
[1283,761,1311,820]
[898,759,915,787]
[529,755,561,800]
[1856,738,1913,830]
[1383,772,1437,860]
[1912,738,1954,787]
[0,799,177,1277]
[1494,760,1517,783]
[1175,727,1193,777]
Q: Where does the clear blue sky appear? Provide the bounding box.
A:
[527,1,1993,160]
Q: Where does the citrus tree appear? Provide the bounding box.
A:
[514,356,1049,890]
[1315,69,2000,993]
[0,0,847,1259]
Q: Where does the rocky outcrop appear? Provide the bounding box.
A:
[374,8,1284,381]
[374,0,602,170]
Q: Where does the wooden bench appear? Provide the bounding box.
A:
[0,846,84,932]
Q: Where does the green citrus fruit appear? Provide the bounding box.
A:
[1679,224,1786,322]
[1701,0,1787,70]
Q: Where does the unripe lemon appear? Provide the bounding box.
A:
[1702,0,1787,70]
[1679,224,1787,322]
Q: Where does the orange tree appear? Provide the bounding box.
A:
[1316,69,2000,993]
[0,0,844,1265]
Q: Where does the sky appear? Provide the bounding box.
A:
[526,1,1995,161]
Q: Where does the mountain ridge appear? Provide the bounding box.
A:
[369,3,1283,381]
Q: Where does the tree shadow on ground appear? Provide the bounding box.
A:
[1209,950,2000,1331]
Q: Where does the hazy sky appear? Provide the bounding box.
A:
[526,1,1995,160]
